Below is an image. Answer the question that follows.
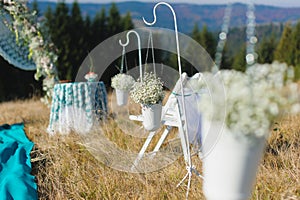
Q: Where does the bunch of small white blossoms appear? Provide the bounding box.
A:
[2,0,12,5]
[246,62,300,114]
[111,73,135,91]
[246,61,294,88]
[195,62,300,139]
[130,72,164,105]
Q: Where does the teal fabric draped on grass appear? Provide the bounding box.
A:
[0,123,37,200]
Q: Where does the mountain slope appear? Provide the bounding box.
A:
[34,1,300,32]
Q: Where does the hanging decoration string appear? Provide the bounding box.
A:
[213,2,257,72]
[245,2,257,107]
[144,30,156,75]
[150,31,156,73]
[213,3,232,73]
[119,30,143,82]
[120,45,128,74]
[124,49,128,74]
[245,2,257,68]
[150,31,156,74]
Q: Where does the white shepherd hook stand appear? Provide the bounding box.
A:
[142,2,203,199]
[119,30,143,82]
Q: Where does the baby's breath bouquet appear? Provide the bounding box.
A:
[198,61,300,139]
[111,69,135,106]
[130,72,164,131]
[130,72,164,105]
[200,62,300,200]
[111,73,135,91]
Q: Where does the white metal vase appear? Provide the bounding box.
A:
[115,89,129,106]
[202,123,266,200]
[142,104,162,131]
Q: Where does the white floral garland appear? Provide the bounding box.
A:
[1,0,59,104]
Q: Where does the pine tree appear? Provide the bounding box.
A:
[44,6,53,30]
[190,23,219,70]
[108,3,122,35]
[257,35,277,64]
[200,25,216,59]
[220,43,232,69]
[69,1,86,80]
[191,23,201,44]
[183,23,203,74]
[70,2,84,33]
[50,2,72,80]
[274,23,294,65]
[292,20,300,66]
[84,15,93,50]
[92,8,107,47]
[232,44,246,72]
[121,12,134,30]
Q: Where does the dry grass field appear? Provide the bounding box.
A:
[0,98,299,200]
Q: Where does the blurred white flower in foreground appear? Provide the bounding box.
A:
[195,61,300,139]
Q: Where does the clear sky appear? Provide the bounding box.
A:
[40,0,300,8]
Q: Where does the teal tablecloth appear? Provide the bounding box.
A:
[0,123,37,200]
[47,82,108,134]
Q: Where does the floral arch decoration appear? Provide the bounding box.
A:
[0,0,59,104]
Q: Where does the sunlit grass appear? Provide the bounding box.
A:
[0,98,299,199]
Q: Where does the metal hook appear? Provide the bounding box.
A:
[142,2,182,77]
[119,30,143,82]
[142,2,192,186]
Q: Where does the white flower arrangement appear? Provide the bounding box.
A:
[196,61,300,139]
[130,72,164,105]
[111,73,135,91]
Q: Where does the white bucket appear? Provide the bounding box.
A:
[142,104,162,131]
[116,89,129,106]
[202,125,266,200]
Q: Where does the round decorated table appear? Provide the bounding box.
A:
[47,81,108,135]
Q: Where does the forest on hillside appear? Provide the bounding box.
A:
[0,1,300,102]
